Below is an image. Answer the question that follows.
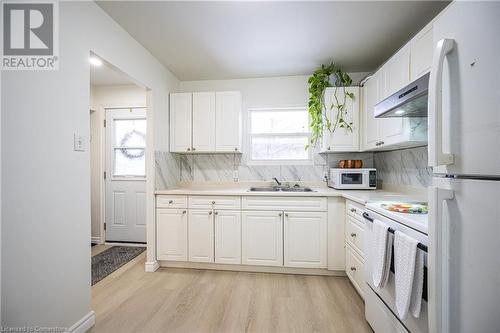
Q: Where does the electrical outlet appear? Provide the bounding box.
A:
[74,133,85,152]
[233,170,239,182]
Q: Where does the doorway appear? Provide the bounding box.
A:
[105,107,147,242]
[90,54,148,245]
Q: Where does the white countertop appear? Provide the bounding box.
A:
[155,182,427,206]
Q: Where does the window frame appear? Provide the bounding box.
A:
[246,106,312,166]
[111,116,147,179]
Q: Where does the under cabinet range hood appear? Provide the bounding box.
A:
[374,73,429,118]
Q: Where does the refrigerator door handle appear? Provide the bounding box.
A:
[428,38,455,167]
[428,186,454,333]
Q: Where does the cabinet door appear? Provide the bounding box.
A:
[323,87,360,152]
[362,74,380,150]
[382,44,410,99]
[215,91,241,152]
[157,208,187,261]
[410,23,433,81]
[242,211,283,267]
[284,211,327,268]
[215,210,241,264]
[192,92,216,152]
[188,209,214,263]
[170,93,192,152]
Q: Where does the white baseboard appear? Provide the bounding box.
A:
[145,260,160,272]
[159,261,346,276]
[69,311,95,333]
[104,242,146,248]
[91,236,102,244]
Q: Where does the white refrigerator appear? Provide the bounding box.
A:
[427,2,500,333]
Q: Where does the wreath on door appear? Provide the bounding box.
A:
[119,129,146,159]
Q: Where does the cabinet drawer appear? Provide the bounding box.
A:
[346,244,365,299]
[188,196,241,210]
[156,195,188,209]
[346,215,365,257]
[346,200,364,221]
[242,196,327,212]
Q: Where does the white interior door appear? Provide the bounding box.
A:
[105,108,147,243]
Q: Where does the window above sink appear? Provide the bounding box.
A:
[248,107,312,165]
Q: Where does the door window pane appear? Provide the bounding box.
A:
[114,148,145,176]
[115,119,146,147]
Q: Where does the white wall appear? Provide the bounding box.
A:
[89,85,147,243]
[1,2,178,328]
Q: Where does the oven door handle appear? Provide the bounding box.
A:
[363,212,374,222]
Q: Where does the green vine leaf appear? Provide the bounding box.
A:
[306,63,355,149]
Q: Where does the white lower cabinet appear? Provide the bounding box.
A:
[188,209,214,263]
[157,208,188,261]
[242,210,283,267]
[346,244,365,299]
[215,210,241,264]
[284,211,327,268]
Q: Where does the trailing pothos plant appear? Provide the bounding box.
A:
[306,63,354,149]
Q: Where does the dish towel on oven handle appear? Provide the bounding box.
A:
[371,219,392,288]
[394,230,424,320]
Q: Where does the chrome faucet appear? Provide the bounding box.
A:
[272,177,282,186]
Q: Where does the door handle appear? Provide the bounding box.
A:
[428,186,454,333]
[429,38,455,167]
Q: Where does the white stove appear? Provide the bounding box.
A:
[365,201,428,235]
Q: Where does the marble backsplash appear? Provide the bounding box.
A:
[155,146,432,190]
[373,146,432,188]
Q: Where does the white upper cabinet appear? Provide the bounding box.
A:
[410,22,434,81]
[170,93,192,153]
[362,74,380,151]
[192,92,216,152]
[169,91,241,153]
[215,91,242,152]
[321,87,360,152]
[382,43,411,99]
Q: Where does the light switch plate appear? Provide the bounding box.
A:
[74,133,85,152]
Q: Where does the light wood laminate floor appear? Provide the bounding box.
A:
[91,245,372,333]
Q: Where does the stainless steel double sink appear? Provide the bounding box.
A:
[248,185,315,192]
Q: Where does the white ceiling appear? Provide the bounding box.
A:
[97,1,449,81]
[90,60,135,86]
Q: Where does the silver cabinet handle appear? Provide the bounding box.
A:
[187,147,191,151]
[350,267,356,272]
[351,233,357,238]
[182,210,186,214]
[234,147,238,152]
[327,146,331,151]
[169,200,173,204]
[379,141,384,145]
[212,201,215,205]
[192,147,196,151]
[208,211,212,215]
[278,213,282,217]
[350,208,356,213]
[285,213,289,217]
[214,211,219,215]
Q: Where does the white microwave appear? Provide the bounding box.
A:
[328,168,377,190]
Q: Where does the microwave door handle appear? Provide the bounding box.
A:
[428,186,454,333]
[428,38,455,167]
